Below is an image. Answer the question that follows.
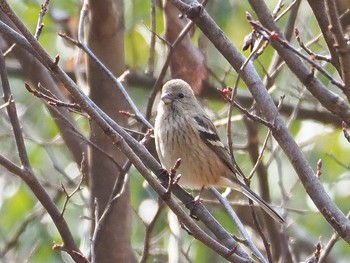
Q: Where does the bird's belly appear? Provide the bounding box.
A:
[162,133,229,189]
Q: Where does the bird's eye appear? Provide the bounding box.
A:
[178,93,184,98]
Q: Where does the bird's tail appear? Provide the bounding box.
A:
[237,181,286,224]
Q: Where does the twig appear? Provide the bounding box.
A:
[0,204,45,257]
[315,159,322,178]
[210,187,268,263]
[341,121,350,143]
[144,17,195,121]
[0,47,88,262]
[34,0,50,40]
[146,0,157,76]
[249,196,274,263]
[139,199,165,263]
[294,28,331,62]
[304,242,322,263]
[3,43,16,56]
[319,211,350,263]
[326,152,350,170]
[246,13,345,91]
[274,0,297,22]
[1,71,30,169]
[247,128,272,180]
[165,158,182,198]
[325,0,350,102]
[218,88,273,134]
[25,82,82,112]
[60,164,85,216]
[58,2,152,129]
[0,100,9,110]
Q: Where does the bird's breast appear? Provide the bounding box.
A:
[155,112,232,190]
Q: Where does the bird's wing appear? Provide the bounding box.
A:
[194,115,285,223]
[193,115,244,177]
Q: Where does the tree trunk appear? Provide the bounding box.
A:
[86,0,132,262]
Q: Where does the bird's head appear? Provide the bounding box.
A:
[160,79,196,108]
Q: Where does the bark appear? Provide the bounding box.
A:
[86,0,132,262]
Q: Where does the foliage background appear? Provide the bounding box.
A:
[0,0,349,262]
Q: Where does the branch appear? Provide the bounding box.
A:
[210,188,268,263]
[34,0,50,40]
[307,0,341,72]
[144,12,196,121]
[247,0,350,125]
[57,2,152,129]
[0,2,253,261]
[139,199,165,263]
[325,0,350,102]
[169,0,350,244]
[246,14,344,91]
[0,49,88,262]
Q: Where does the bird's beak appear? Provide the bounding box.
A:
[161,93,172,105]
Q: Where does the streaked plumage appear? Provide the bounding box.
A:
[154,79,285,223]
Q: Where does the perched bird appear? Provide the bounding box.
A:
[154,79,285,223]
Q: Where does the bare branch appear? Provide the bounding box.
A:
[0,47,88,262]
[169,0,350,244]
[210,188,268,263]
[139,200,165,263]
[325,0,350,101]
[34,0,50,40]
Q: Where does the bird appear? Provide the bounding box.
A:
[154,79,285,224]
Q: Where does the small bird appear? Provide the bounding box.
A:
[154,79,285,223]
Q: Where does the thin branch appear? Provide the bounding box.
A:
[325,0,350,102]
[0,192,62,258]
[139,199,165,263]
[0,45,88,263]
[247,129,272,180]
[0,100,9,110]
[146,0,157,76]
[25,82,82,112]
[144,16,195,121]
[246,14,345,91]
[57,2,152,129]
[210,188,268,263]
[34,0,50,40]
[1,61,30,169]
[319,211,350,263]
[326,153,350,170]
[60,172,84,217]
[294,28,332,62]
